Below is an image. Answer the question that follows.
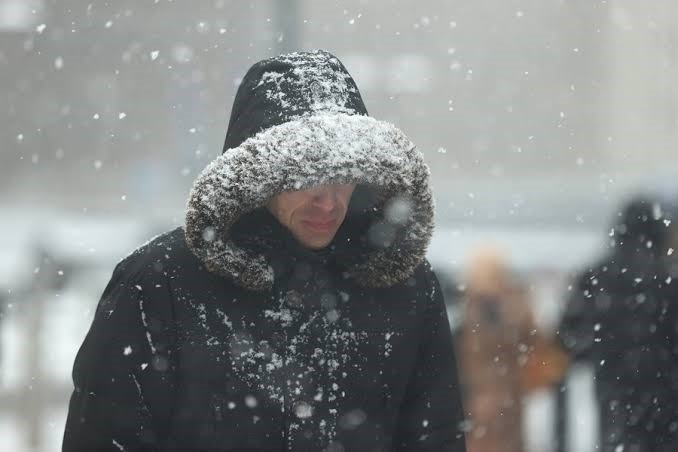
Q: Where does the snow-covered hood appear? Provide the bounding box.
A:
[184,51,434,291]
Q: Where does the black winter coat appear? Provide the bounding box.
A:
[63,225,465,451]
[559,250,678,449]
[63,50,466,452]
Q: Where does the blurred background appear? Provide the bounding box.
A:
[1,0,677,451]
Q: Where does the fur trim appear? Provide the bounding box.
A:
[185,113,434,291]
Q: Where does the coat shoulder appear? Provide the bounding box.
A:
[91,228,192,323]
[118,226,200,279]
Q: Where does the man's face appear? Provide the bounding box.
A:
[267,184,356,250]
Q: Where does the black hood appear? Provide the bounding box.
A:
[185,50,435,291]
[223,50,369,152]
[611,195,671,256]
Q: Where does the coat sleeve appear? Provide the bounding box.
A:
[556,271,599,362]
[394,267,467,452]
[62,259,176,452]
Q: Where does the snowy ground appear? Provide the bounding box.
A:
[0,213,603,451]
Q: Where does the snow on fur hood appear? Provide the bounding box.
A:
[185,50,434,291]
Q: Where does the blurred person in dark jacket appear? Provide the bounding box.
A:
[558,195,677,452]
[62,50,466,452]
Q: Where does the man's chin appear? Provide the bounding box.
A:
[295,233,335,250]
[300,239,332,250]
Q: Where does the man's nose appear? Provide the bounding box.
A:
[310,186,338,212]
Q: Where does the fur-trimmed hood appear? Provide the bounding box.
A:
[185,50,434,291]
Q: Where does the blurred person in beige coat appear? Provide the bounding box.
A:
[456,247,568,452]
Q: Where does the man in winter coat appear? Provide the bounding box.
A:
[62,50,467,451]
[558,196,678,452]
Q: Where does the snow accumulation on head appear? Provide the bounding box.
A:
[255,51,359,117]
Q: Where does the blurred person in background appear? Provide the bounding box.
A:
[456,246,568,452]
[558,195,678,452]
[62,50,466,451]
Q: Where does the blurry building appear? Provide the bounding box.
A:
[0,0,676,228]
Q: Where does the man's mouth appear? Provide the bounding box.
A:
[302,219,336,232]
